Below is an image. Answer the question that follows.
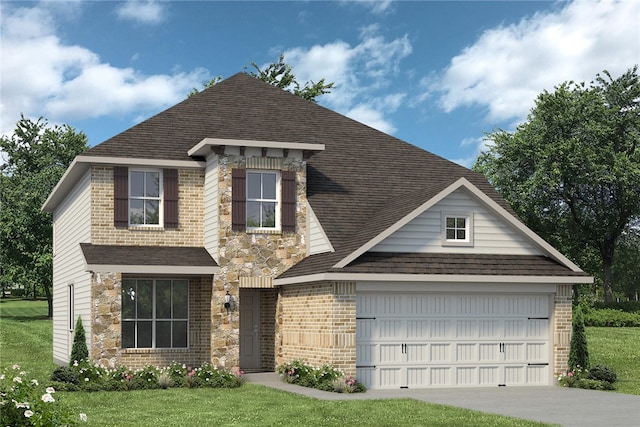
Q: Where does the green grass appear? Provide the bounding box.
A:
[587,327,640,394]
[12,299,640,426]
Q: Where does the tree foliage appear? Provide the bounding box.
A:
[0,116,88,316]
[189,54,335,102]
[474,66,640,302]
[568,305,590,370]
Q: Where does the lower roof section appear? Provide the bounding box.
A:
[80,243,219,275]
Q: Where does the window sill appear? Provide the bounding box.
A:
[122,348,189,354]
[127,226,165,232]
[246,228,281,235]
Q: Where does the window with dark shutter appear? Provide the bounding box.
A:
[114,166,129,227]
[163,169,178,228]
[281,170,296,232]
[231,169,246,231]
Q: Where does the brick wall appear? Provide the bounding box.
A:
[91,166,204,246]
[553,284,573,376]
[276,281,356,376]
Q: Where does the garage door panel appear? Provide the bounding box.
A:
[356,293,551,389]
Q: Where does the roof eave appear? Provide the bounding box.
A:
[188,137,325,157]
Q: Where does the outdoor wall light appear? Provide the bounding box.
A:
[223,285,236,314]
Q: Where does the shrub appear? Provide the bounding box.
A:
[583,307,640,327]
[1,365,85,426]
[69,317,89,365]
[573,378,616,390]
[278,360,365,393]
[51,366,79,385]
[586,365,617,384]
[568,305,589,370]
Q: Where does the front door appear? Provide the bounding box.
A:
[239,289,261,371]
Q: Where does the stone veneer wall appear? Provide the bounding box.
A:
[213,154,308,369]
[91,272,212,369]
[276,281,356,375]
[553,284,573,376]
[91,166,204,246]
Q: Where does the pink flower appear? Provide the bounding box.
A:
[24,410,34,418]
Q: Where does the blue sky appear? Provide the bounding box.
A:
[1,1,638,167]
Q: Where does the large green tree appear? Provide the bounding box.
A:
[474,66,640,302]
[189,54,334,101]
[0,116,88,316]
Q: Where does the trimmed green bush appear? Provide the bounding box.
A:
[573,378,616,390]
[278,359,366,393]
[586,365,617,384]
[69,316,88,364]
[569,305,589,370]
[51,365,79,385]
[583,308,640,327]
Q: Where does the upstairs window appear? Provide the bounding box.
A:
[129,170,161,226]
[442,212,474,246]
[247,171,279,229]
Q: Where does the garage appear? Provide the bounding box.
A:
[356,292,552,389]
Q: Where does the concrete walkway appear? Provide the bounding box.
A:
[245,372,640,426]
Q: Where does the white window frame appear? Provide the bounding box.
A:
[121,278,189,349]
[246,169,281,231]
[442,211,474,247]
[128,169,163,227]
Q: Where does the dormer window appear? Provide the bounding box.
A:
[442,212,474,246]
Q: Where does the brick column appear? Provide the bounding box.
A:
[553,284,573,377]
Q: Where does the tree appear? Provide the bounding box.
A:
[474,66,640,302]
[0,116,88,317]
[69,316,89,364]
[568,305,589,370]
[189,54,335,102]
[613,224,640,300]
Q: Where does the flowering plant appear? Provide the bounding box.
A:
[278,360,366,393]
[0,365,86,426]
[557,365,586,387]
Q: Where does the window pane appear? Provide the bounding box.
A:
[130,172,144,197]
[247,173,261,199]
[137,321,152,348]
[145,200,160,224]
[137,280,153,318]
[156,321,172,348]
[172,321,188,348]
[172,280,189,319]
[446,217,455,228]
[145,172,160,197]
[156,280,172,319]
[130,200,144,224]
[457,230,466,240]
[262,173,276,199]
[122,282,136,319]
[122,321,135,348]
[247,201,260,227]
[456,218,466,228]
[262,202,276,227]
[446,229,456,240]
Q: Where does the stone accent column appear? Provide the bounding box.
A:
[553,284,573,377]
[91,272,122,368]
[214,154,308,370]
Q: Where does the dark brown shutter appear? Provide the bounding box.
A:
[281,170,296,232]
[231,169,246,231]
[113,166,129,227]
[163,169,178,228]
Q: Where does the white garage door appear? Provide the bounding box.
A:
[356,293,551,389]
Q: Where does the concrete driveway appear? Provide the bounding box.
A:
[245,373,640,426]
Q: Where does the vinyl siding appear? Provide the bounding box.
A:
[52,170,92,365]
[204,154,219,262]
[307,202,334,255]
[371,188,542,255]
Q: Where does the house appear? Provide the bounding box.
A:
[43,72,592,389]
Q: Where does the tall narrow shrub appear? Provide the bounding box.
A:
[69,316,89,365]
[568,305,589,370]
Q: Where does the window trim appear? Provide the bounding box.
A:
[121,278,189,350]
[128,168,163,227]
[68,284,74,332]
[441,211,474,247]
[246,169,281,232]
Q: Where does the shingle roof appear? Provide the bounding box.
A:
[83,73,583,279]
[80,243,218,268]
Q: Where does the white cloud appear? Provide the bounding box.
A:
[430,0,640,124]
[452,136,492,168]
[115,0,166,25]
[282,25,412,133]
[0,2,208,135]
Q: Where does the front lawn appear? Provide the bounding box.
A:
[587,327,640,395]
